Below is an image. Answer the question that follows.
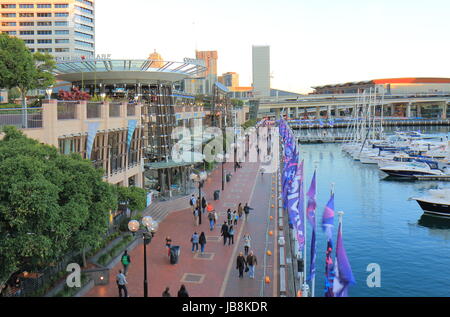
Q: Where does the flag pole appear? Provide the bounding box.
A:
[302,159,308,297]
[338,211,344,229]
[311,164,318,298]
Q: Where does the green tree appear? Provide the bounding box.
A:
[0,34,55,127]
[116,186,147,213]
[231,99,244,108]
[0,127,117,284]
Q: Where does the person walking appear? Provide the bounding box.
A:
[121,250,131,276]
[221,221,229,245]
[226,209,232,226]
[177,284,189,297]
[165,236,172,257]
[199,232,207,254]
[237,203,243,219]
[201,196,207,214]
[233,210,238,226]
[189,194,196,211]
[208,211,215,231]
[116,270,128,297]
[162,287,171,297]
[243,233,251,256]
[228,225,235,245]
[213,210,218,227]
[244,203,254,221]
[193,206,199,226]
[191,232,199,253]
[246,251,258,279]
[236,252,247,278]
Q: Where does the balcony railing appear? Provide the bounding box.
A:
[87,102,102,119]
[0,107,43,129]
[57,101,78,120]
[109,102,121,118]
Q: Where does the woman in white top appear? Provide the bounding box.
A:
[243,233,251,256]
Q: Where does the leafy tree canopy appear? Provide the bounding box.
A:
[116,186,147,212]
[0,127,117,284]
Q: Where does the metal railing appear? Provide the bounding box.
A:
[87,102,102,119]
[0,107,43,129]
[57,101,78,120]
[109,103,121,118]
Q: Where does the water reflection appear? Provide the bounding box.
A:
[418,214,450,241]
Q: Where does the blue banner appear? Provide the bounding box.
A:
[127,119,138,151]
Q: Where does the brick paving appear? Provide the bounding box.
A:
[85,132,278,297]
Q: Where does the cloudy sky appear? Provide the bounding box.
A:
[95,0,450,93]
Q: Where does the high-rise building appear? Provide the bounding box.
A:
[252,45,270,97]
[0,0,95,59]
[220,72,239,88]
[195,50,218,95]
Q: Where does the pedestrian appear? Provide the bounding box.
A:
[121,250,131,276]
[191,232,199,252]
[227,209,232,226]
[116,270,128,297]
[189,194,196,211]
[196,198,202,225]
[233,210,238,226]
[208,211,215,231]
[213,210,218,226]
[202,196,207,214]
[177,284,189,297]
[246,251,258,279]
[237,203,243,219]
[236,252,247,278]
[243,233,251,256]
[193,206,199,226]
[228,225,235,245]
[165,236,172,257]
[162,287,171,297]
[221,221,229,245]
[244,203,254,221]
[199,232,207,254]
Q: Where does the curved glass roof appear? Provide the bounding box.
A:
[53,59,207,77]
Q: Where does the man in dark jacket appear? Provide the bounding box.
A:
[236,252,247,278]
[221,221,229,245]
[243,203,254,221]
[246,251,258,279]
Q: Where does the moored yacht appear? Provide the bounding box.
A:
[413,189,450,217]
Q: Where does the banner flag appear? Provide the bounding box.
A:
[86,122,100,159]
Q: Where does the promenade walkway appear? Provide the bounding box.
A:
[85,157,278,297]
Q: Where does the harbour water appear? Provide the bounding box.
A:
[299,126,450,297]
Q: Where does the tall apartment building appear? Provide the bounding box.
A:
[219,72,239,88]
[252,45,270,97]
[195,50,218,95]
[0,0,95,60]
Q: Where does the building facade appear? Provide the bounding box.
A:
[0,0,95,59]
[195,50,218,95]
[219,72,239,88]
[252,45,270,97]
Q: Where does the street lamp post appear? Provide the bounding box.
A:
[190,171,207,225]
[128,216,158,297]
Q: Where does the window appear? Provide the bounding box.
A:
[75,40,94,48]
[55,12,69,17]
[37,30,52,35]
[74,48,93,55]
[37,4,52,8]
[76,0,93,7]
[20,30,35,35]
[24,39,35,44]
[1,22,16,26]
[2,13,16,17]
[37,13,52,17]
[55,48,70,53]
[20,4,34,8]
[55,39,69,43]
[75,14,93,23]
[75,6,93,15]
[29,48,35,52]
[20,22,34,26]
[37,21,52,26]
[2,31,17,35]
[19,13,34,17]
[37,39,52,44]
[55,21,68,26]
[55,30,69,35]
[37,48,52,53]
[75,31,94,40]
[75,23,94,31]
[1,4,16,9]
[55,4,69,8]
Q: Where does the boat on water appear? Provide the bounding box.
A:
[413,189,450,217]
[379,160,447,178]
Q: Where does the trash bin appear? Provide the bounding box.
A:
[226,173,232,182]
[214,190,220,201]
[170,246,180,265]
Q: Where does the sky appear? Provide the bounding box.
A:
[95,0,450,94]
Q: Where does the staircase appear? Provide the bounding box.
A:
[143,195,192,223]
